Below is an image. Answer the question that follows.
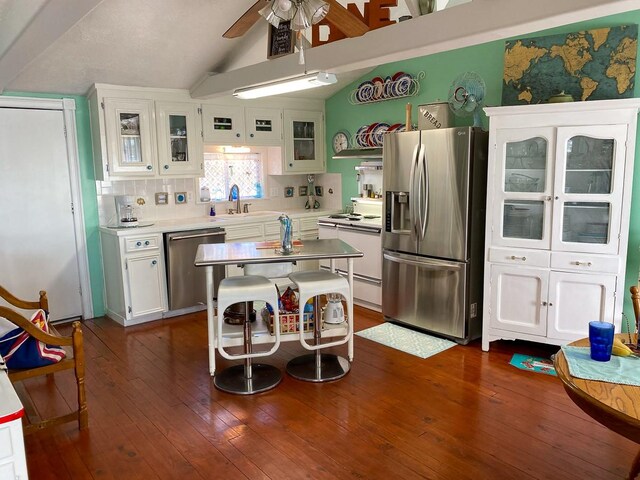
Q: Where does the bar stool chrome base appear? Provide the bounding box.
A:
[286,353,350,382]
[214,364,282,395]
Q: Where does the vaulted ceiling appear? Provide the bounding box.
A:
[0,0,637,99]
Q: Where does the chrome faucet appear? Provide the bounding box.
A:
[228,184,241,213]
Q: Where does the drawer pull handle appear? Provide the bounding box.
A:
[510,255,527,261]
[136,241,142,247]
[573,261,592,267]
[144,240,150,246]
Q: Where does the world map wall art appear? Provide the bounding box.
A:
[502,25,637,105]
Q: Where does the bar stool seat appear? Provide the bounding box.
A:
[286,270,352,382]
[215,275,281,395]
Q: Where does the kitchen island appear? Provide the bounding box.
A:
[194,238,363,376]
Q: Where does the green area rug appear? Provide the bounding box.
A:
[356,323,456,359]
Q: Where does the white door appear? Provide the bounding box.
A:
[546,270,616,341]
[126,254,165,318]
[489,264,548,336]
[551,125,627,255]
[491,127,555,250]
[0,108,82,321]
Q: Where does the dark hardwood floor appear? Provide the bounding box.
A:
[20,307,635,479]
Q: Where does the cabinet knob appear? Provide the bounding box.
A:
[555,196,559,200]
[289,163,293,167]
[546,196,552,201]
[144,240,150,246]
[542,301,547,306]
[146,165,152,170]
[510,255,527,261]
[574,261,593,267]
[136,241,142,247]
[151,260,157,266]
[236,133,241,138]
[250,133,254,138]
[164,165,169,170]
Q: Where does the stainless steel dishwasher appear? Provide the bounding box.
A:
[164,227,226,311]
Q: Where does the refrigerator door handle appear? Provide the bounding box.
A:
[408,143,420,241]
[420,143,428,240]
[383,251,463,271]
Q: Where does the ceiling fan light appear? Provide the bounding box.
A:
[304,0,330,25]
[291,5,312,31]
[276,0,293,12]
[259,3,281,27]
[259,0,294,28]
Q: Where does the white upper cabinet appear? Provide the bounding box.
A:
[201,105,282,145]
[283,109,325,173]
[155,101,203,176]
[102,98,157,177]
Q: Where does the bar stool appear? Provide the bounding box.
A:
[286,270,352,382]
[215,275,281,395]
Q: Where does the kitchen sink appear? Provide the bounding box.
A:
[214,210,283,220]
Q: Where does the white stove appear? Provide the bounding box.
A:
[317,200,383,311]
[317,201,382,230]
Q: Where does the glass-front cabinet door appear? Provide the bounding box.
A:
[104,98,156,176]
[245,107,282,145]
[201,105,244,144]
[283,110,325,173]
[492,127,555,249]
[156,101,203,176]
[551,125,627,254]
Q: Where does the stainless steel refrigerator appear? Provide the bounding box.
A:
[382,127,488,344]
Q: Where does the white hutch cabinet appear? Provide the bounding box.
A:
[482,99,640,351]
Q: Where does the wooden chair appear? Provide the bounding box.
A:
[0,285,88,434]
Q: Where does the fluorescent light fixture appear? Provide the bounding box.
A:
[233,72,337,99]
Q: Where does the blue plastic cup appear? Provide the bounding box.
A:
[589,321,615,362]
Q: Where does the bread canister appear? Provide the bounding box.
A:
[418,102,452,130]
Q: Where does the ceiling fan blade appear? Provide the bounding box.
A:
[223,0,266,39]
[324,0,369,38]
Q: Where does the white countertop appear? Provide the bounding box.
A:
[99,208,339,237]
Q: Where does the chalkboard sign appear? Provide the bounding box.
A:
[268,21,295,59]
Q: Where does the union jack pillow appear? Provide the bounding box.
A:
[0,309,66,368]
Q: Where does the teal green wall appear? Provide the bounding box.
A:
[2,91,104,317]
[326,10,640,326]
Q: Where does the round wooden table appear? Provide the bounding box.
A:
[554,334,640,479]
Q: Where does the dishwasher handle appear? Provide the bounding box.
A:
[168,230,226,241]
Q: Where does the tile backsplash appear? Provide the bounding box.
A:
[97,173,342,226]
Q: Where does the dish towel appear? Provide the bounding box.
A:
[561,345,640,386]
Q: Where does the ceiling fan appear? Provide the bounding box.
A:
[223,0,369,39]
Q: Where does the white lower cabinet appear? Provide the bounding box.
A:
[487,263,617,349]
[100,231,168,326]
[126,254,165,318]
[547,270,616,341]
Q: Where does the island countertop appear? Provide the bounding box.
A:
[194,238,363,266]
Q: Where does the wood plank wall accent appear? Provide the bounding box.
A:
[19,307,635,479]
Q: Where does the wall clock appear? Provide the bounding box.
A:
[332,130,350,154]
